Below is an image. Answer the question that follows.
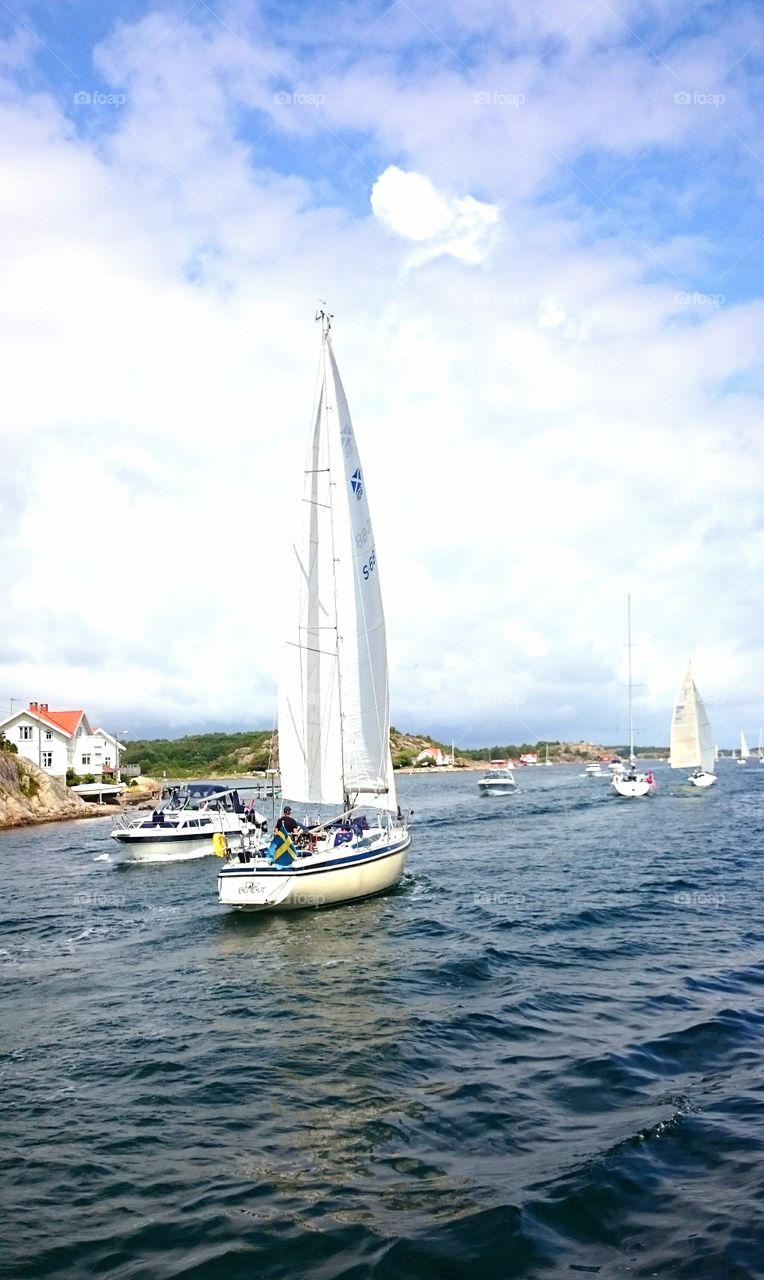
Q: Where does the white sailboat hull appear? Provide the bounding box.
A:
[611,776,655,798]
[689,771,716,788]
[218,828,411,911]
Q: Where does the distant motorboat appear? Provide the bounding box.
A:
[584,761,606,777]
[478,767,519,796]
[669,665,716,788]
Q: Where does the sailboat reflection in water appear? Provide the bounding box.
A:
[217,312,411,911]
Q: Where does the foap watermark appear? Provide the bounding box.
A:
[273,90,325,107]
[673,90,725,108]
[474,90,526,107]
[73,891,126,908]
[74,90,126,108]
[291,892,327,908]
[673,891,725,908]
[474,891,526,908]
[674,290,725,308]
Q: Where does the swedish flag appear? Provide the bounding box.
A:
[266,829,297,867]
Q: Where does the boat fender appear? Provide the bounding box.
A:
[212,832,229,858]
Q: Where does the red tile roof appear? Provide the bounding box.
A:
[38,709,84,737]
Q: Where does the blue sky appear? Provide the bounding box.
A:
[0,0,762,747]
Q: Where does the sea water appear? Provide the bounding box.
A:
[1,761,763,1278]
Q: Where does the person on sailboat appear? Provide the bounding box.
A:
[275,806,304,836]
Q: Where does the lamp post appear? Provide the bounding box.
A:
[116,730,128,783]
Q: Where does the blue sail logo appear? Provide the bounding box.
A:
[350,468,364,501]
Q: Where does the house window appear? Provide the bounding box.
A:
[45,731,52,740]
[81,754,91,766]
[20,726,32,740]
[94,750,102,759]
[42,751,53,768]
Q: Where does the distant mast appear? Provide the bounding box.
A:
[626,595,635,765]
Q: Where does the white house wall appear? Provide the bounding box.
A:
[0,714,124,781]
[0,714,69,780]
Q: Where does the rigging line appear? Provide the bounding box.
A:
[286,642,340,656]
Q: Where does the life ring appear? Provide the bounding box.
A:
[212,832,229,858]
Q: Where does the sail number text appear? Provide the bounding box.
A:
[362,548,377,580]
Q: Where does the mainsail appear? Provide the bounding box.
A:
[278,321,396,811]
[669,666,714,774]
[740,730,751,760]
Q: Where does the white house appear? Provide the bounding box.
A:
[0,702,125,783]
[414,746,452,767]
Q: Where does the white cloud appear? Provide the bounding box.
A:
[370,165,499,264]
[0,4,762,747]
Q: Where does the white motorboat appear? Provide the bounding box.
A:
[111,783,266,863]
[669,664,716,788]
[585,761,606,777]
[611,597,656,798]
[218,312,410,912]
[478,767,519,796]
[738,730,750,764]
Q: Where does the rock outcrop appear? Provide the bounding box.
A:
[0,753,103,829]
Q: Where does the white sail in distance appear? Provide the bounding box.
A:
[278,325,396,811]
[669,667,714,774]
[740,730,751,760]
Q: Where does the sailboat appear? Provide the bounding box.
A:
[738,730,750,765]
[669,665,716,787]
[217,313,411,911]
[611,596,656,798]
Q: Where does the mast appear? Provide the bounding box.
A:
[626,594,635,765]
[317,307,349,808]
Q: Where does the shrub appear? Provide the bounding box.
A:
[20,772,40,799]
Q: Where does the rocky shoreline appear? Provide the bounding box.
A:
[0,754,108,831]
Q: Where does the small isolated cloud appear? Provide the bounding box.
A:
[370,165,499,265]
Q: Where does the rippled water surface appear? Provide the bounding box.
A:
[2,762,764,1278]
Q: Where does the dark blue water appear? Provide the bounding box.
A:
[2,762,764,1279]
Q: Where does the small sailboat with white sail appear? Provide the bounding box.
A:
[217,312,410,911]
[738,730,751,764]
[669,665,716,788]
[611,597,656,798]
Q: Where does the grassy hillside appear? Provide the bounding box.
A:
[123,731,276,778]
[123,729,661,778]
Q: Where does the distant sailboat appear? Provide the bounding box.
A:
[738,730,751,765]
[669,666,716,788]
[611,596,656,798]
